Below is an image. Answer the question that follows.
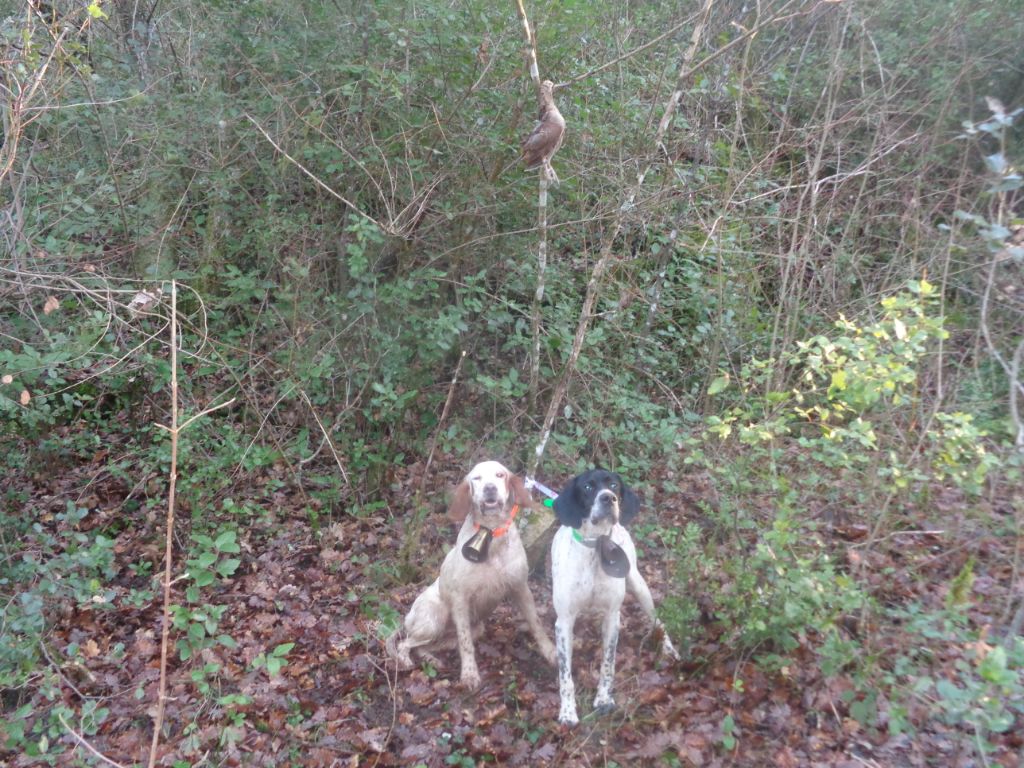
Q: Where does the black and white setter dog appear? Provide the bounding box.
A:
[550,468,679,725]
[387,461,556,690]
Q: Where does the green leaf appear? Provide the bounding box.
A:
[707,375,729,396]
[273,642,295,657]
[87,2,108,20]
[720,714,736,749]
[984,153,1007,174]
[196,552,217,569]
[935,678,964,703]
[214,531,238,552]
[827,369,847,397]
[978,646,1013,686]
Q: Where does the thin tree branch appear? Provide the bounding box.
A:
[557,11,702,88]
[57,714,128,768]
[299,389,351,488]
[420,349,467,494]
[147,281,179,768]
[244,113,389,235]
[513,1,552,411]
[528,0,722,477]
[513,0,540,86]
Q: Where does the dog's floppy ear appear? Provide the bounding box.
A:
[553,476,586,529]
[619,482,641,525]
[447,478,473,523]
[510,474,534,509]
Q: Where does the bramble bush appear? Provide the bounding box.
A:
[661,279,1018,750]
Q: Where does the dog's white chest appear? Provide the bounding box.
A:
[551,526,630,618]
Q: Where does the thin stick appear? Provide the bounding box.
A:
[244,113,387,235]
[512,1,550,410]
[420,350,467,494]
[528,0,719,477]
[147,281,178,768]
[513,0,540,85]
[529,174,549,408]
[298,389,351,487]
[557,12,701,88]
[57,714,128,768]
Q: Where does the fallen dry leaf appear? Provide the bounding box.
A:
[43,295,60,315]
[20,390,30,405]
[1,374,11,385]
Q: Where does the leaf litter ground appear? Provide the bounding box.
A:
[2,445,1021,767]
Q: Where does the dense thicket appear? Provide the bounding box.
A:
[1,0,1022,764]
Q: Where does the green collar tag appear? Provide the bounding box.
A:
[571,528,599,548]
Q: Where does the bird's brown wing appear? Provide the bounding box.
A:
[521,118,565,169]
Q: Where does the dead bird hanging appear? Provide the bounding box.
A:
[521,80,565,184]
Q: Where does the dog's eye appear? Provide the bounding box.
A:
[609,482,618,489]
[584,483,593,491]
[496,471,506,478]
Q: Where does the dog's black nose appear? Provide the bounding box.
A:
[483,483,499,500]
[591,490,618,522]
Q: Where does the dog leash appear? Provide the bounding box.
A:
[524,476,558,505]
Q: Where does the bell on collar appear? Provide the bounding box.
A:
[598,534,629,578]
[462,527,493,563]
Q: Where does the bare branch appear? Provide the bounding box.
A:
[244,113,389,235]
[147,281,180,768]
[57,714,128,768]
[513,0,540,86]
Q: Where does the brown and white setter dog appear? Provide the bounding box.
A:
[550,468,679,725]
[387,461,556,690]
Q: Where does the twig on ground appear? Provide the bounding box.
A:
[299,388,351,488]
[57,713,128,768]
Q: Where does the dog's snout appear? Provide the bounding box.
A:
[590,489,618,522]
[483,482,499,499]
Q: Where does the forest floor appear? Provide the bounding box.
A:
[3,438,1021,768]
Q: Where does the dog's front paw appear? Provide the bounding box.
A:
[593,693,616,715]
[661,635,681,661]
[386,633,414,670]
[540,641,557,667]
[460,667,481,691]
[558,702,579,727]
